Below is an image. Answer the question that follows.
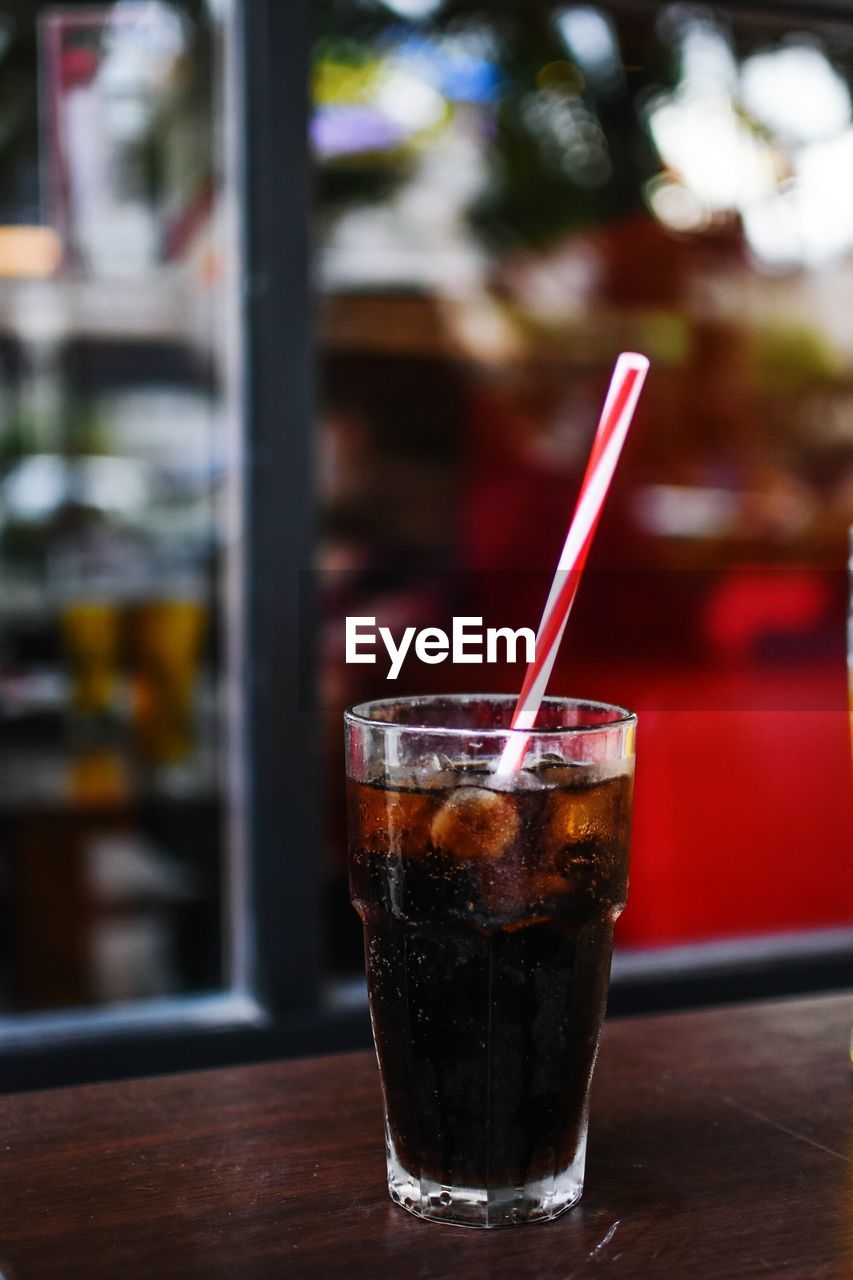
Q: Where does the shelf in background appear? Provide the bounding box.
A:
[0,274,217,347]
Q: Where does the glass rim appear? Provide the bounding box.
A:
[344,693,637,737]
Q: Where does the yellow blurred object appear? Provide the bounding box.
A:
[0,226,62,277]
[313,55,383,105]
[131,600,207,765]
[61,602,121,717]
[67,747,129,806]
[536,60,585,96]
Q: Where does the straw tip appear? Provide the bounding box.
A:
[617,351,651,373]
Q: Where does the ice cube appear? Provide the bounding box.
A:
[534,752,569,766]
[545,780,615,852]
[450,759,492,778]
[524,752,577,788]
[472,861,525,918]
[430,787,520,862]
[356,785,433,856]
[411,755,489,791]
[532,871,576,899]
[432,752,454,772]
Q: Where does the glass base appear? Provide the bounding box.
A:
[386,1130,586,1229]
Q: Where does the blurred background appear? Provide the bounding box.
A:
[0,0,850,1075]
[313,0,853,983]
[0,0,228,1022]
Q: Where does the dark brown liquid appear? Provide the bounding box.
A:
[348,764,632,1190]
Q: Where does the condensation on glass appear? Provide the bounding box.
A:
[0,1,241,1017]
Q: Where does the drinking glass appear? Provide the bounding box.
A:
[345,693,636,1227]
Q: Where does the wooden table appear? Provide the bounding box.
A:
[0,994,849,1279]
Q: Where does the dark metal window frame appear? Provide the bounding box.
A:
[0,0,851,1094]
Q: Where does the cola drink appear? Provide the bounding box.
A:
[346,696,635,1228]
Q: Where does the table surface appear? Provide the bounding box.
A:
[0,994,849,1280]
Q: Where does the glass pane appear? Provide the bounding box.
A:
[0,1,236,1012]
[314,2,853,980]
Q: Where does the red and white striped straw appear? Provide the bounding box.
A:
[495,351,649,777]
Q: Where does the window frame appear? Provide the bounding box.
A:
[0,0,851,1093]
